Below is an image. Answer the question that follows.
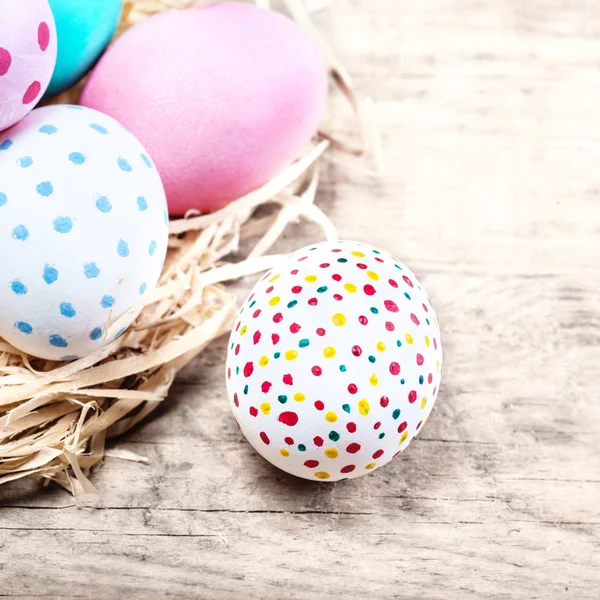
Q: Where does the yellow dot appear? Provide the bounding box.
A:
[425,335,431,347]
[325,448,339,459]
[365,462,376,470]
[332,313,346,326]
[377,341,386,352]
[269,273,280,283]
[358,399,370,416]
[369,373,379,386]
[366,271,379,281]
[323,346,336,358]
[344,283,357,293]
[351,250,365,257]
[305,274,317,282]
[285,349,298,361]
[294,392,306,402]
[436,360,440,372]
[421,397,427,409]
[259,355,269,367]
[405,333,414,344]
[315,471,330,479]
[325,411,338,422]
[260,402,271,415]
[269,296,280,306]
[399,431,409,444]
[240,325,247,336]
[280,448,290,457]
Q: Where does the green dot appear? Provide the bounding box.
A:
[392,408,400,419]
[235,366,240,375]
[419,375,424,385]
[373,249,381,254]
[400,378,405,385]
[230,342,234,350]
[378,432,385,439]
[240,307,244,313]
[394,263,402,269]
[426,318,430,325]
[278,394,288,404]
[329,431,340,442]
[298,444,306,451]
[243,384,249,395]
[287,300,298,308]
[342,403,351,413]
[370,307,379,314]
[249,300,256,308]
[274,352,281,359]
[396,340,402,347]
[317,286,328,293]
[337,258,348,263]
[368,355,376,363]
[299,338,310,348]
[404,292,411,300]
[339,364,347,372]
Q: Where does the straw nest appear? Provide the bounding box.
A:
[0,0,376,495]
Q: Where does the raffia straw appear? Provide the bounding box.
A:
[0,0,372,494]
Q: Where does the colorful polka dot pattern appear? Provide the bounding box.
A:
[226,241,443,482]
[0,105,168,360]
[0,1,57,131]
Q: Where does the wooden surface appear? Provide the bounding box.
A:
[1,0,599,597]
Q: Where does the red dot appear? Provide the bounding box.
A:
[249,293,255,301]
[346,442,361,454]
[273,312,283,323]
[403,275,414,288]
[243,362,254,377]
[252,309,261,318]
[235,321,241,332]
[271,333,280,345]
[385,321,395,331]
[433,338,438,350]
[292,285,303,294]
[304,459,319,468]
[428,373,433,384]
[433,386,437,395]
[283,373,293,385]
[297,256,308,261]
[358,315,368,325]
[261,381,272,393]
[389,361,401,375]
[364,284,376,296]
[266,286,274,294]
[346,422,357,433]
[314,436,324,447]
[260,431,270,445]
[278,411,299,426]
[384,300,399,313]
[308,297,318,306]
[253,330,261,345]
[398,421,407,433]
[356,263,367,270]
[249,406,258,417]
[331,248,342,253]
[285,436,294,445]
[352,345,362,357]
[333,293,343,301]
[234,344,240,355]
[416,353,424,365]
[348,383,358,394]
[227,367,231,379]
[290,323,301,333]
[341,465,356,473]
[411,313,420,325]
[408,390,417,403]
[291,269,299,275]
[332,274,342,282]
[38,22,50,51]
[380,395,389,407]
[0,48,12,76]
[316,327,326,336]
[417,420,423,429]
[233,393,239,407]
[314,400,324,410]
[320,263,330,268]
[422,303,429,313]
[311,365,322,376]
[389,278,398,288]
[374,421,381,430]
[372,449,384,459]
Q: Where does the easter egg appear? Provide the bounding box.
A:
[80,2,328,215]
[0,104,168,360]
[45,0,122,97]
[225,241,443,482]
[0,0,57,131]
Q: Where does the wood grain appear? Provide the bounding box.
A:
[1,0,599,597]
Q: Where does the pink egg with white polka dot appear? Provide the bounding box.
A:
[226,241,443,482]
[0,0,57,132]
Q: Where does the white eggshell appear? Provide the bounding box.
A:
[226,241,443,482]
[0,105,168,360]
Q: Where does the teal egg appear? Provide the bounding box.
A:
[45,0,122,97]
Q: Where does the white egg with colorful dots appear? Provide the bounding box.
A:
[0,104,168,360]
[226,241,443,481]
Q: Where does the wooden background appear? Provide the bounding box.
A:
[1,0,599,597]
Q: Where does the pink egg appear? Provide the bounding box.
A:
[0,0,57,132]
[80,2,328,215]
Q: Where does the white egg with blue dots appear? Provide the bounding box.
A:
[0,104,169,360]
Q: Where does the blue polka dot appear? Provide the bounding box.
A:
[113,326,127,340]
[39,124,58,135]
[136,196,148,211]
[117,157,132,172]
[53,216,73,233]
[43,264,58,284]
[148,240,157,256]
[0,139,13,150]
[141,153,152,168]
[84,262,100,278]
[101,295,114,309]
[49,334,68,348]
[90,123,108,134]
[117,239,129,257]
[36,181,53,197]
[139,282,147,295]
[12,225,29,241]
[95,195,112,213]
[0,192,6,207]
[61,355,79,361]
[68,152,86,165]
[18,156,33,168]
[59,302,76,318]
[15,321,33,334]
[10,280,27,295]
[89,327,103,341]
